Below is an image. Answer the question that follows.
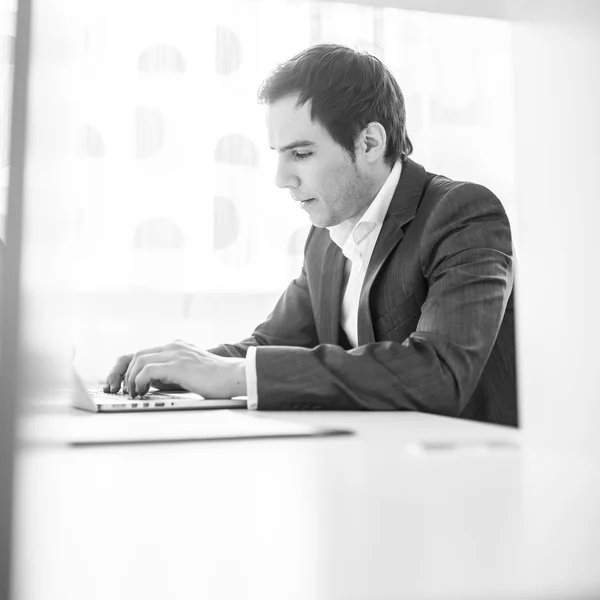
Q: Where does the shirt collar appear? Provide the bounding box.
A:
[328,160,403,252]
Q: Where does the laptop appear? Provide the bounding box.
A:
[72,371,247,413]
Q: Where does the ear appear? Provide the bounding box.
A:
[358,122,387,164]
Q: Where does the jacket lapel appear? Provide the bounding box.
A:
[357,159,428,345]
[317,240,346,345]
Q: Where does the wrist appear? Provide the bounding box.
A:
[229,357,247,397]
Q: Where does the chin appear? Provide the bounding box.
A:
[306,209,334,228]
[315,216,343,229]
[309,215,333,228]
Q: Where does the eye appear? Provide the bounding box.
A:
[293,151,313,160]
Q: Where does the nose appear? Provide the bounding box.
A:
[275,156,300,190]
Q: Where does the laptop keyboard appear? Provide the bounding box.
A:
[88,389,175,409]
[89,389,165,400]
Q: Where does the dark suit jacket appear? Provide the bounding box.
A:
[211,159,517,426]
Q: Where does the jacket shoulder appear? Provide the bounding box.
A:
[423,174,508,218]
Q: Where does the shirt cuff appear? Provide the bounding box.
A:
[245,346,259,410]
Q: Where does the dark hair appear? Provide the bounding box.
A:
[257,44,413,165]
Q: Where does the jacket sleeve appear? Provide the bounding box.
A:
[252,183,514,416]
[208,230,319,359]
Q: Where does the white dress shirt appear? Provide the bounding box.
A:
[245,161,403,409]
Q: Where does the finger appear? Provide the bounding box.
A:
[104,354,133,393]
[127,351,174,398]
[103,377,120,394]
[135,362,179,398]
[122,342,185,395]
[123,345,169,395]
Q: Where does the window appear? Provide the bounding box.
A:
[0,1,512,382]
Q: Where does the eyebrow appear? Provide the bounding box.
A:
[270,140,316,153]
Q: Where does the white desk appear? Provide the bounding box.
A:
[11,411,600,599]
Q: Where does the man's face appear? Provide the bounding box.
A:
[266,95,371,228]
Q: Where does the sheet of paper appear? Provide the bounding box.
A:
[18,409,352,446]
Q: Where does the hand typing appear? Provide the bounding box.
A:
[103,341,247,399]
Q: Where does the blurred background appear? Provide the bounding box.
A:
[2,1,600,598]
[0,0,514,384]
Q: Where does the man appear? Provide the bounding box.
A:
[104,44,517,426]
